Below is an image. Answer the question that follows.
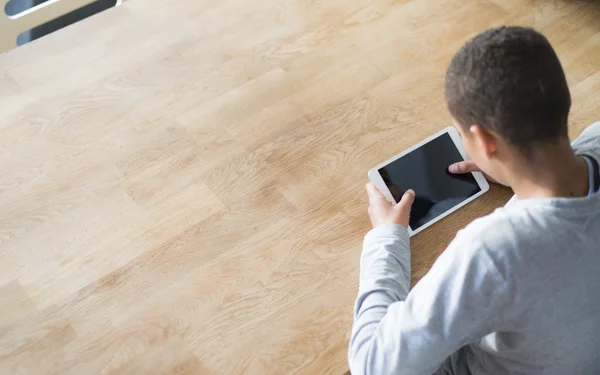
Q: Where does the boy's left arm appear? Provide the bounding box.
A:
[348,223,509,375]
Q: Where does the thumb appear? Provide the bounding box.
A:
[395,189,415,216]
[449,161,480,174]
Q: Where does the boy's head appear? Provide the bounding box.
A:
[445,26,571,185]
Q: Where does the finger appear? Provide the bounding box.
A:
[366,182,387,203]
[394,189,415,223]
[448,161,480,174]
[398,189,415,213]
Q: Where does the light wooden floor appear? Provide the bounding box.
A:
[1,0,600,374]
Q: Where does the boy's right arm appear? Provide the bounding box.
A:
[572,121,600,155]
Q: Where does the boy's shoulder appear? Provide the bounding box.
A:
[453,203,534,261]
[457,205,520,245]
[573,121,600,158]
[441,207,527,286]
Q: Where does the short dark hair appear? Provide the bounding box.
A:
[445,26,571,150]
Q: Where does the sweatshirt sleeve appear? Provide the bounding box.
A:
[348,224,508,375]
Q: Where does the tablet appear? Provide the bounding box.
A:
[368,126,489,236]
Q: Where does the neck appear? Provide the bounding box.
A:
[507,141,589,200]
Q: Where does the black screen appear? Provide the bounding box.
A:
[379,133,481,230]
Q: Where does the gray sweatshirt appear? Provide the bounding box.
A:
[349,122,600,375]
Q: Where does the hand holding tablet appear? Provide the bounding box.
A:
[368,127,489,236]
[366,182,415,229]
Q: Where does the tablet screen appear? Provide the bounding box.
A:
[379,133,481,230]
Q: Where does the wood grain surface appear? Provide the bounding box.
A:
[1,0,600,374]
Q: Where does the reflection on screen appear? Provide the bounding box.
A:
[379,133,481,230]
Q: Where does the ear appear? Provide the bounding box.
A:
[469,125,497,159]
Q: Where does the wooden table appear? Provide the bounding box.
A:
[1,1,599,374]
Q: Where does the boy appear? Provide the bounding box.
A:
[348,26,600,374]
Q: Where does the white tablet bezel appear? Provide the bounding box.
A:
[368,126,490,237]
